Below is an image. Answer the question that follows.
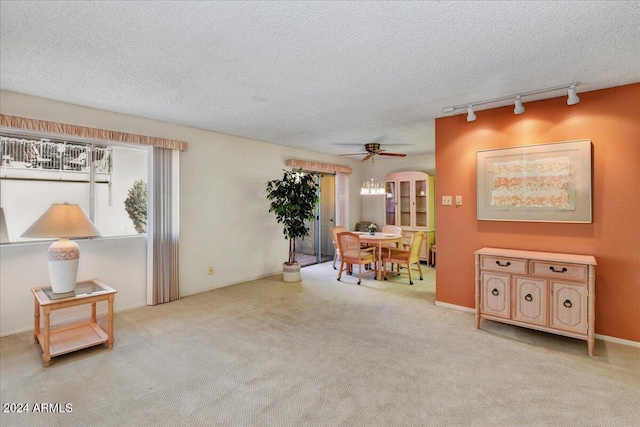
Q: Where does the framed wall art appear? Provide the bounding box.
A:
[477,140,592,223]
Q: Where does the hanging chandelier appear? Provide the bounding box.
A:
[361,156,385,195]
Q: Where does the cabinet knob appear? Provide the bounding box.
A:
[496,260,511,267]
[525,294,533,302]
[550,266,568,273]
[563,299,573,308]
[491,288,499,296]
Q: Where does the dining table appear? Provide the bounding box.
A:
[354,232,403,281]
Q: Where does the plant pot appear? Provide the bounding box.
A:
[282,262,301,282]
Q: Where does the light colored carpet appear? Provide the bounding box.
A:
[1,262,638,426]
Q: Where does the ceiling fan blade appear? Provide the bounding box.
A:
[339,152,367,157]
[362,153,373,161]
[378,152,407,157]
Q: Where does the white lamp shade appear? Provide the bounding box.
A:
[22,203,100,293]
[22,203,101,238]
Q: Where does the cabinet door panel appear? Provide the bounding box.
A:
[385,182,396,225]
[513,276,547,326]
[399,180,411,227]
[481,273,510,318]
[550,281,588,335]
[415,179,427,227]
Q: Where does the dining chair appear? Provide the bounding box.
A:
[381,225,402,271]
[385,230,425,285]
[336,231,377,285]
[330,225,346,270]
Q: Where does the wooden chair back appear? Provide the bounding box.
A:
[337,232,364,262]
[330,226,346,249]
[387,231,426,285]
[382,225,402,235]
[336,231,376,285]
[330,225,346,269]
[408,231,425,261]
[381,225,403,250]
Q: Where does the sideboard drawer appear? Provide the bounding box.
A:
[531,261,588,281]
[480,255,528,274]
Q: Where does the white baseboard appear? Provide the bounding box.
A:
[435,300,475,313]
[595,333,640,348]
[435,300,640,349]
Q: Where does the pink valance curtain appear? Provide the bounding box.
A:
[0,114,188,151]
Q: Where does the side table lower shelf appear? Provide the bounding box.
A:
[36,322,109,358]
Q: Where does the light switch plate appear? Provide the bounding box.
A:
[455,195,462,206]
[442,195,452,206]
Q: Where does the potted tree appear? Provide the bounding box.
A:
[266,169,319,282]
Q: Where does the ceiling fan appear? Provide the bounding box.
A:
[339,143,407,161]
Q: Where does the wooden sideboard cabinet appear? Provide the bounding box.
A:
[474,247,596,355]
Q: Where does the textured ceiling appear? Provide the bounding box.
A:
[1,1,639,156]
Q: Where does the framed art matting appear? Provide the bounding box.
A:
[477,140,592,223]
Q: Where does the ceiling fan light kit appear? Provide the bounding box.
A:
[339,143,407,196]
[361,177,386,195]
[361,156,386,196]
[445,83,581,122]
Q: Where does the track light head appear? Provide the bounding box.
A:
[466,106,476,122]
[514,96,525,114]
[567,85,580,105]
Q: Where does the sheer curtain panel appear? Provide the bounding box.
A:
[148,147,180,305]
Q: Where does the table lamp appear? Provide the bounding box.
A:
[21,203,101,293]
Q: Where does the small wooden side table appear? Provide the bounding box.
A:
[32,279,117,367]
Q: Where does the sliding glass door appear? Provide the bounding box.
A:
[295,173,335,267]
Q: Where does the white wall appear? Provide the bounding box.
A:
[0,90,363,335]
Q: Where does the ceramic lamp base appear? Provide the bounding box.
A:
[48,238,80,293]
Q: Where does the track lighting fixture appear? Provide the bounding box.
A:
[567,85,580,105]
[514,96,525,114]
[466,106,476,122]
[444,83,580,121]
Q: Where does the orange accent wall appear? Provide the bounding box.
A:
[435,83,640,343]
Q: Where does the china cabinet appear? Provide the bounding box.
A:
[385,171,435,262]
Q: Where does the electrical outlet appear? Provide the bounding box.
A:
[442,195,452,206]
[455,195,462,206]
[207,266,214,275]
